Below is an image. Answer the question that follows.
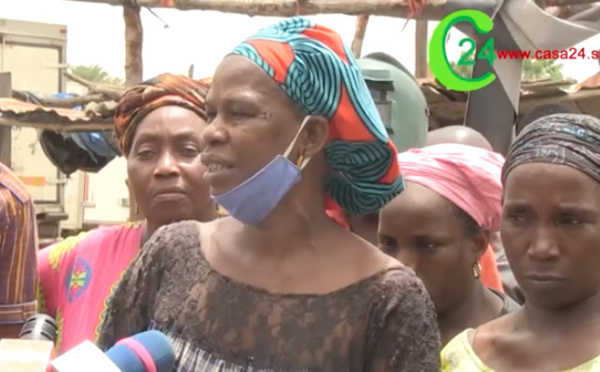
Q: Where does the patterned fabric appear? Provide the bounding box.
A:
[37,222,144,354]
[441,329,600,371]
[0,161,38,324]
[398,144,505,231]
[97,221,441,371]
[230,16,403,215]
[502,113,600,184]
[114,74,211,156]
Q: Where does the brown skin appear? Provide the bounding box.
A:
[347,212,379,245]
[427,125,493,151]
[126,105,218,242]
[379,182,503,346]
[198,55,399,295]
[472,163,600,371]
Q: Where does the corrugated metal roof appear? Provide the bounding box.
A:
[419,76,600,128]
[0,98,114,132]
[1,72,599,132]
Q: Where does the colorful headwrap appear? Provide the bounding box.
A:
[397,143,506,292]
[502,113,600,184]
[114,74,211,156]
[397,144,505,231]
[230,16,403,214]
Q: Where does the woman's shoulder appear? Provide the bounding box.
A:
[366,265,430,301]
[38,223,144,273]
[142,220,203,261]
[364,265,437,326]
[441,329,492,371]
[148,220,202,244]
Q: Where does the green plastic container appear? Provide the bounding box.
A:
[358,53,429,152]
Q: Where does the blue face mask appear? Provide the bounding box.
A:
[212,116,312,225]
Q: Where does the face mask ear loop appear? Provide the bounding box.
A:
[298,154,312,170]
[283,115,311,159]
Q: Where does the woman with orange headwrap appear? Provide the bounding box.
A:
[97,16,440,371]
[36,74,218,354]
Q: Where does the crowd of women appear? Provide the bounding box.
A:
[34,15,600,371]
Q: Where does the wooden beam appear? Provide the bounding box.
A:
[545,0,599,5]
[0,118,113,132]
[64,0,447,17]
[63,71,123,100]
[63,0,597,15]
[350,14,370,58]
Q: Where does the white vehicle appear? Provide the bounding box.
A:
[0,18,130,244]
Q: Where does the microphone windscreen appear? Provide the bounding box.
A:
[105,330,175,372]
[19,314,58,342]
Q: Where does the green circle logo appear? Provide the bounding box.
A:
[429,10,497,92]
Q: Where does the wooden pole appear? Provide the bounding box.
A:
[414,20,429,78]
[0,73,12,166]
[350,14,370,58]
[123,1,144,87]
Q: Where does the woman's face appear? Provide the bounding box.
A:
[126,105,213,226]
[378,182,485,314]
[201,55,310,195]
[502,163,600,309]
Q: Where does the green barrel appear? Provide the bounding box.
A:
[358,52,429,152]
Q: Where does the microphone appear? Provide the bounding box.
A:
[19,314,58,341]
[0,314,57,372]
[105,330,175,372]
[51,330,175,372]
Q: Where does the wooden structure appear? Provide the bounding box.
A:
[61,0,596,89]
[2,0,598,220]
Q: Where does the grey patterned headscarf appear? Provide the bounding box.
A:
[502,113,600,184]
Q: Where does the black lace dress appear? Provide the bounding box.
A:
[96,221,441,371]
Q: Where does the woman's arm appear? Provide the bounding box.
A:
[96,225,169,350]
[366,269,441,371]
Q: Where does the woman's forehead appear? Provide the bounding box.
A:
[383,184,454,219]
[504,163,600,205]
[213,56,277,93]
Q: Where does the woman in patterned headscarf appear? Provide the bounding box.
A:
[97,16,441,371]
[37,74,218,355]
[441,113,600,371]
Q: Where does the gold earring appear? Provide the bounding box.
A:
[473,262,482,279]
[296,154,305,167]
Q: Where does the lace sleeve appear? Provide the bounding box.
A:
[366,269,441,371]
[96,225,170,350]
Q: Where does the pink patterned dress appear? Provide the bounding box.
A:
[36,221,144,354]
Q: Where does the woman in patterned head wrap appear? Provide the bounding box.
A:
[379,144,519,346]
[97,17,440,371]
[441,113,600,371]
[37,73,218,355]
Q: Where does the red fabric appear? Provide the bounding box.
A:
[480,245,504,292]
[325,210,504,292]
[326,209,350,230]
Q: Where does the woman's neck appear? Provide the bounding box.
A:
[237,198,336,259]
[523,288,600,334]
[438,281,502,345]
